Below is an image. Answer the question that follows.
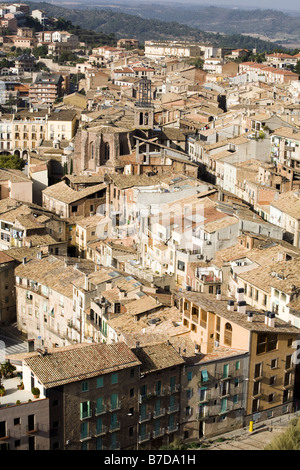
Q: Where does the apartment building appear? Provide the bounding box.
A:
[0,200,67,252]
[181,347,249,440]
[15,252,135,348]
[6,340,184,450]
[174,289,299,428]
[15,255,87,348]
[6,342,141,450]
[144,41,204,59]
[12,109,47,159]
[46,109,78,142]
[269,191,300,247]
[265,53,298,69]
[14,53,36,73]
[132,342,184,450]
[270,127,300,190]
[238,62,299,84]
[29,73,63,104]
[0,250,18,324]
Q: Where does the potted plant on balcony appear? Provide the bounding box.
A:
[31,387,40,398]
[0,387,5,397]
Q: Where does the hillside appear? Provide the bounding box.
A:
[24,2,285,52]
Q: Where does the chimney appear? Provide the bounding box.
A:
[246,310,253,322]
[37,251,42,260]
[236,287,244,302]
[237,300,246,314]
[85,274,89,290]
[268,311,275,327]
[227,300,235,311]
[136,341,140,349]
[106,281,112,290]
[265,311,270,325]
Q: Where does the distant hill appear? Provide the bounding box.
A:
[24,1,287,52]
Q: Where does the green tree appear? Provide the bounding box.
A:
[0,362,16,378]
[295,60,300,75]
[0,154,25,170]
[32,45,48,59]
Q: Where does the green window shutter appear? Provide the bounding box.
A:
[96,437,102,450]
[81,381,88,392]
[155,398,161,413]
[201,369,208,382]
[96,417,102,432]
[97,377,103,388]
[221,398,227,413]
[96,397,103,413]
[139,422,146,436]
[111,373,118,385]
[168,413,174,427]
[111,393,118,409]
[140,403,146,418]
[111,412,117,426]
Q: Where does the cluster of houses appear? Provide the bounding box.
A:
[1,2,300,451]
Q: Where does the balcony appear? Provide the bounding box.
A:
[26,424,39,434]
[109,421,121,432]
[153,408,166,419]
[196,411,210,421]
[169,384,180,394]
[94,425,107,437]
[166,424,178,434]
[109,442,121,450]
[199,394,210,404]
[153,388,166,397]
[167,404,179,414]
[95,404,107,416]
[80,430,93,442]
[153,427,165,438]
[220,375,232,382]
[218,408,231,416]
[110,401,121,412]
[0,430,9,441]
[139,412,151,423]
[80,410,92,421]
[139,432,151,444]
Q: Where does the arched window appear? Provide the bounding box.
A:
[139,112,143,125]
[91,143,94,160]
[224,322,232,347]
